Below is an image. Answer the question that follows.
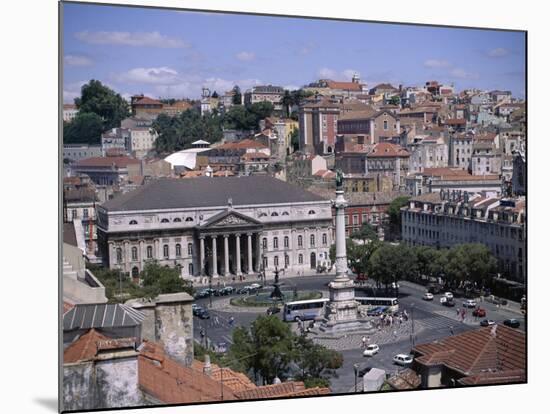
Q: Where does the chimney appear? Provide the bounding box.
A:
[203,354,212,376]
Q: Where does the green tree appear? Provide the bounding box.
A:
[368,243,416,293]
[413,246,447,282]
[232,85,242,105]
[444,244,497,288]
[388,95,401,106]
[248,101,274,125]
[223,105,255,130]
[290,128,300,151]
[282,90,293,117]
[387,196,410,239]
[351,223,379,243]
[293,334,343,387]
[75,79,130,130]
[140,261,194,298]
[63,112,105,145]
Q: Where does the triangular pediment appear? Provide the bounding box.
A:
[199,209,261,229]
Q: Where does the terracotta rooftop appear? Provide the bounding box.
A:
[326,80,363,91]
[458,369,525,385]
[218,139,268,150]
[134,96,162,106]
[386,368,421,390]
[76,156,140,168]
[413,325,526,378]
[338,108,380,121]
[241,152,270,160]
[64,329,110,363]
[444,118,467,125]
[369,142,409,158]
[234,381,330,400]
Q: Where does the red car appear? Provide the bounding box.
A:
[473,308,486,317]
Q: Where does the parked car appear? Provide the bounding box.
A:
[367,307,386,316]
[356,365,372,377]
[197,309,210,319]
[480,319,496,327]
[473,308,487,317]
[391,282,400,289]
[216,342,228,353]
[192,305,203,316]
[463,299,477,308]
[441,297,455,307]
[444,292,454,299]
[423,292,434,301]
[427,284,442,294]
[393,354,414,366]
[503,319,520,328]
[266,306,281,315]
[249,283,262,289]
[363,344,380,357]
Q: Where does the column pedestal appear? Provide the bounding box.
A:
[235,234,242,277]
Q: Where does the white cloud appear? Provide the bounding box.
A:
[236,51,255,62]
[75,31,190,48]
[318,67,337,79]
[487,47,509,57]
[342,69,360,80]
[450,68,479,79]
[63,80,87,103]
[424,59,451,68]
[115,67,179,85]
[64,54,93,66]
[283,85,300,91]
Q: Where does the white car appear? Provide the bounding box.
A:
[423,292,434,301]
[444,292,454,299]
[463,299,477,308]
[393,354,414,366]
[363,344,380,357]
[249,283,262,289]
[391,282,400,289]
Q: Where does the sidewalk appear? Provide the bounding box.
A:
[190,270,334,287]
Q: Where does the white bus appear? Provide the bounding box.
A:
[283,298,329,322]
[355,297,399,314]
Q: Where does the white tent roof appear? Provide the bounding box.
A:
[164,147,211,170]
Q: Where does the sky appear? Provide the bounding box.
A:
[62,2,526,103]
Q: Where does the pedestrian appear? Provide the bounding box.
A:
[229,316,235,327]
[393,330,397,338]
[362,335,367,348]
[449,326,454,335]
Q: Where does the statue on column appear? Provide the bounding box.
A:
[336,169,344,189]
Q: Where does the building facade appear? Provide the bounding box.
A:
[401,192,526,281]
[97,176,333,280]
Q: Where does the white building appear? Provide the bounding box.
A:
[129,127,158,159]
[63,104,78,122]
[97,176,333,280]
[408,136,449,173]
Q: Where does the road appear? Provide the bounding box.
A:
[191,274,525,392]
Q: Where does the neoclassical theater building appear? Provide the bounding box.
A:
[97,176,334,281]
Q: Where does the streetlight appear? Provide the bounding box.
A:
[410,302,416,350]
[353,363,359,392]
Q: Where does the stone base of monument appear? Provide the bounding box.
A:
[318,317,373,334]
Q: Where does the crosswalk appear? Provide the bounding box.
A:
[414,308,465,332]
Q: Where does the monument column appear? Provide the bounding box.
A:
[223,234,230,277]
[247,233,253,275]
[199,236,205,276]
[235,234,242,276]
[211,236,219,277]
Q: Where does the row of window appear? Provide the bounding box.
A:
[116,243,193,263]
[261,234,328,250]
[71,208,90,220]
[129,217,194,225]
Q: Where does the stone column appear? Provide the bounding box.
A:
[123,240,130,272]
[334,189,349,280]
[247,233,253,275]
[223,234,230,277]
[154,239,159,260]
[199,236,205,276]
[108,242,115,268]
[235,234,242,276]
[139,240,145,270]
[211,236,219,277]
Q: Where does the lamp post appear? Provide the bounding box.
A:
[410,302,416,350]
[353,363,359,392]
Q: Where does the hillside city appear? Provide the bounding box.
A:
[62,75,526,410]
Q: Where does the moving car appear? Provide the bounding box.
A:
[266,306,281,315]
[393,354,414,366]
[197,309,211,319]
[366,306,386,316]
[363,344,380,357]
[463,299,477,308]
[423,292,434,301]
[473,308,487,317]
[503,319,520,328]
[480,319,496,327]
[192,305,203,316]
[444,292,454,299]
[441,297,455,307]
[249,283,262,289]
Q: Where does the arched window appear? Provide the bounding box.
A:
[175,244,181,257]
[310,234,315,247]
[258,212,267,217]
[131,267,139,278]
[274,256,279,267]
[285,254,289,267]
[161,218,169,223]
[185,217,194,222]
[284,236,289,248]
[262,238,268,249]
[282,211,289,216]
[188,263,194,276]
[116,248,123,263]
[146,245,153,259]
[129,220,137,225]
[271,212,279,217]
[187,243,193,256]
[322,233,327,245]
[163,244,169,258]
[298,254,303,264]
[308,210,316,215]
[298,235,303,247]
[273,237,279,249]
[131,246,138,261]
[174,218,182,222]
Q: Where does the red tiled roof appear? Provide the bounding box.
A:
[64,329,109,363]
[369,142,409,158]
[241,152,270,160]
[218,139,268,150]
[234,381,329,399]
[326,80,363,91]
[63,301,75,314]
[444,118,467,125]
[458,369,525,385]
[414,325,526,377]
[134,96,162,106]
[76,156,140,168]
